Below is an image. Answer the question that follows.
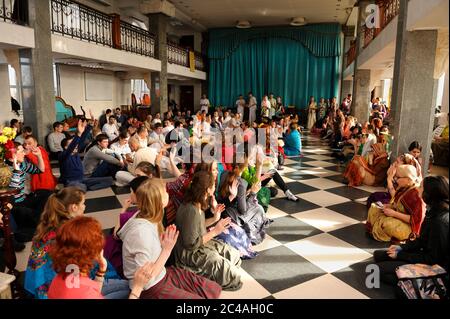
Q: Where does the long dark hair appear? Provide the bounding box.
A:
[184,171,215,210]
[422,176,449,209]
[219,156,248,198]
[408,141,422,152]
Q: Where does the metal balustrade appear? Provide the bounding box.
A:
[1,0,28,25]
[49,0,206,70]
[120,20,155,58]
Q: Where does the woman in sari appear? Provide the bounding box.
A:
[342,116,357,140]
[316,98,328,128]
[366,164,425,242]
[343,137,390,187]
[261,95,270,119]
[366,152,423,208]
[306,96,317,130]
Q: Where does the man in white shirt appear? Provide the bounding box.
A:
[148,123,166,152]
[102,116,119,141]
[222,110,232,128]
[200,94,210,114]
[248,92,257,125]
[341,94,352,115]
[115,136,158,186]
[162,119,175,136]
[47,121,66,159]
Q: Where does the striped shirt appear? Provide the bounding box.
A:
[9,160,41,203]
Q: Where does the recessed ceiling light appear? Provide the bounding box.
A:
[290,17,307,26]
[236,20,251,28]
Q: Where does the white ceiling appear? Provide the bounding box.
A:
[168,0,357,28]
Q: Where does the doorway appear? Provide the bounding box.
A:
[180,85,194,113]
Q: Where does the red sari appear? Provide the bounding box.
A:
[391,186,425,238]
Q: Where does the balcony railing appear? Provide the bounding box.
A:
[49,0,206,69]
[51,0,113,47]
[50,0,155,58]
[345,42,357,67]
[362,0,400,48]
[167,42,206,71]
[120,20,155,58]
[167,42,189,67]
[1,0,28,25]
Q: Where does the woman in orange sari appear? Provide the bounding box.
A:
[366,164,425,242]
[343,137,390,187]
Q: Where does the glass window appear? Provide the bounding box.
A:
[131,79,150,104]
[8,65,20,103]
[53,63,60,96]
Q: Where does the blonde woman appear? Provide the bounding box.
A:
[118,178,222,299]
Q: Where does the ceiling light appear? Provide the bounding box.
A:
[236,20,251,28]
[290,17,307,26]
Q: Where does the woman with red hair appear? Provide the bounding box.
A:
[48,216,154,299]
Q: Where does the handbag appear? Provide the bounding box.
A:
[396,264,448,299]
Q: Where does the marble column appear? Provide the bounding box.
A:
[341,80,353,100]
[351,1,372,122]
[148,13,168,115]
[18,0,55,145]
[390,0,439,172]
[352,69,371,122]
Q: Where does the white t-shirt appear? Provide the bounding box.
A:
[128,147,157,175]
[102,123,119,141]
[162,125,174,136]
[149,131,165,145]
[118,216,166,290]
[110,142,132,158]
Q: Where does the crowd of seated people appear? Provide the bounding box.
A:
[1,99,309,298]
[2,94,448,299]
[314,94,449,295]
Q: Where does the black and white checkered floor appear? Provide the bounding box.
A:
[12,133,399,299]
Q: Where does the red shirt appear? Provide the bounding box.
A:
[25,146,57,191]
[48,274,103,299]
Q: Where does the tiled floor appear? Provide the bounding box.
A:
[8,132,433,299]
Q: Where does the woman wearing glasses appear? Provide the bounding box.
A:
[366,164,425,242]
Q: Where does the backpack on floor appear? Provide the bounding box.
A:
[396,264,448,299]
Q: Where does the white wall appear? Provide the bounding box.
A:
[52,35,161,72]
[167,63,206,80]
[442,69,449,113]
[58,64,131,119]
[0,21,35,49]
[0,64,13,126]
[407,0,449,31]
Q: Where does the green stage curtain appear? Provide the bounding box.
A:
[208,24,341,110]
